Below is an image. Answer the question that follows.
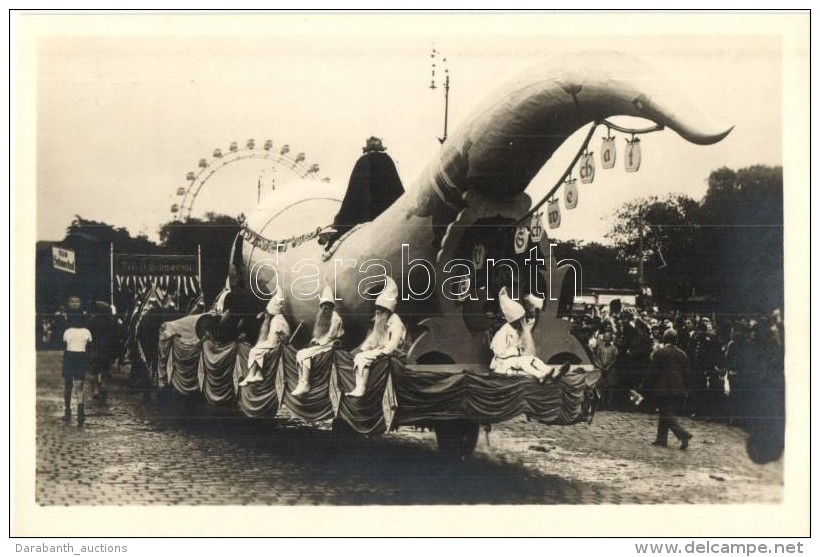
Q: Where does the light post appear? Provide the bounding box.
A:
[638,205,645,290]
[430,48,451,144]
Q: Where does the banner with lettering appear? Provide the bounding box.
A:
[601,137,616,169]
[547,198,561,229]
[579,153,595,184]
[529,212,544,243]
[52,246,76,274]
[625,138,642,172]
[240,223,323,254]
[513,226,530,255]
[564,179,578,210]
[114,254,198,277]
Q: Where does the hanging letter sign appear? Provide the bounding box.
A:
[472,242,486,270]
[547,198,561,229]
[601,137,616,169]
[625,138,641,172]
[513,226,530,255]
[564,179,579,210]
[529,212,544,243]
[579,152,595,184]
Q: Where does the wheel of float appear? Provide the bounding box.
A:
[182,393,200,416]
[434,420,480,459]
[156,386,174,413]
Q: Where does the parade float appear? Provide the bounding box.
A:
[141,51,730,457]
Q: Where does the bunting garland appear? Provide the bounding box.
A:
[520,119,663,240]
[114,275,203,300]
[513,225,530,254]
[240,223,323,254]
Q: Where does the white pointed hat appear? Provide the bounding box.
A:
[375,277,399,312]
[266,286,284,315]
[319,283,335,306]
[499,287,526,323]
[526,292,545,311]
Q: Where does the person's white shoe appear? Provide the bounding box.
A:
[239,373,262,387]
[345,387,367,397]
[291,381,310,397]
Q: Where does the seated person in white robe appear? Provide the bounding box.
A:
[239,289,290,387]
[490,288,566,382]
[346,277,406,398]
[291,284,345,397]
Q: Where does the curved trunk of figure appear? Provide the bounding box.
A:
[237,50,731,355]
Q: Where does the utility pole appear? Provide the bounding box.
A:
[438,69,450,144]
[638,206,645,290]
[430,48,450,145]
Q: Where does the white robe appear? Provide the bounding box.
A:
[247,314,290,368]
[296,311,345,367]
[353,313,406,371]
[490,323,540,375]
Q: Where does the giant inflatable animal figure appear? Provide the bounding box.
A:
[230,51,731,369]
[151,51,751,459]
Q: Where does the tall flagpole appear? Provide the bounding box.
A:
[109,243,114,309]
[638,206,645,291]
[430,48,451,145]
[438,69,450,145]
[197,244,202,294]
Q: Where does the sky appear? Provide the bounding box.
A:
[28,13,788,245]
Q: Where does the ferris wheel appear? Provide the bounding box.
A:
[171,139,331,221]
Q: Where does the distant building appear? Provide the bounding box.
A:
[572,287,640,311]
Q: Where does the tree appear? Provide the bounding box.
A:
[37,216,162,313]
[604,166,784,315]
[65,215,161,254]
[550,239,633,290]
[606,194,703,306]
[699,166,783,314]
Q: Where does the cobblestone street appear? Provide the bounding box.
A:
[36,351,783,505]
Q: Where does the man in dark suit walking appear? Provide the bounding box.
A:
[645,329,693,450]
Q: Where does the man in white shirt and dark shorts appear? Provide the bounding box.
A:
[63,313,93,427]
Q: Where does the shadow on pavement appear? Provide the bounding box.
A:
[142,394,579,505]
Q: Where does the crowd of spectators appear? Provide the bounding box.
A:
[571,301,785,426]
